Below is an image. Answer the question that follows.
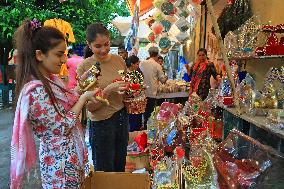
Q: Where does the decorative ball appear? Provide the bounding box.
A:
[152,22,164,35]
[148,32,156,42]
[192,0,203,5]
[170,7,177,15]
[160,20,172,32]
[161,2,175,15]
[153,11,164,22]
[159,37,171,50]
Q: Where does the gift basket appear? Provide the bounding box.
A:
[213,129,280,189]
[120,70,147,114]
[157,80,190,94]
[182,149,219,189]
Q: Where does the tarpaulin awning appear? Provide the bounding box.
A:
[126,0,154,16]
[112,16,151,38]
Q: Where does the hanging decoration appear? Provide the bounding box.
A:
[161,1,175,15]
[152,22,164,35]
[146,0,201,49]
[217,0,253,39]
[125,0,140,55]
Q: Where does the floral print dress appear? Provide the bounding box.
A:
[28,78,88,189]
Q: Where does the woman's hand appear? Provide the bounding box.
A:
[103,81,129,97]
[81,89,101,103]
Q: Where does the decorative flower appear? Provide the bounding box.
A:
[70,155,78,164]
[36,125,47,133]
[30,18,41,31]
[44,156,55,166]
[55,170,64,178]
[52,128,61,136]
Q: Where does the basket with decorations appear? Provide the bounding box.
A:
[117,70,147,114]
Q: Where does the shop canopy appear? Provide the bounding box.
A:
[112,8,156,38]
[126,0,154,16]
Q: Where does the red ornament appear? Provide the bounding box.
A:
[227,0,235,4]
[176,147,185,158]
[170,7,177,16]
[131,83,140,90]
[134,132,147,151]
[266,32,279,46]
[152,22,164,35]
[192,0,203,5]
[222,96,234,106]
[148,32,156,42]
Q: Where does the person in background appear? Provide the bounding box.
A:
[11,19,100,189]
[77,23,129,172]
[126,55,143,131]
[185,48,220,100]
[118,45,128,62]
[140,47,167,128]
[157,55,164,66]
[66,49,83,90]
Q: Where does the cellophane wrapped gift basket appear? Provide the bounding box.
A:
[120,70,147,114]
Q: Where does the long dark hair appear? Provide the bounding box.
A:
[86,23,110,44]
[83,46,94,59]
[197,48,207,56]
[126,55,139,68]
[14,19,66,112]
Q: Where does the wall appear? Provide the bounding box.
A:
[251,0,284,25]
[204,0,284,89]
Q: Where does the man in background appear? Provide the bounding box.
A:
[140,47,167,128]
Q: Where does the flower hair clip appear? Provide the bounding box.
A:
[30,18,41,31]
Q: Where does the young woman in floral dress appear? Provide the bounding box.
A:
[10,19,99,189]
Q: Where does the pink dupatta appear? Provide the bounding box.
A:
[10,76,84,189]
[10,80,42,189]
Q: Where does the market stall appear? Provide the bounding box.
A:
[80,0,284,188]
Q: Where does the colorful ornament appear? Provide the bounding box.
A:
[153,0,166,9]
[159,37,171,50]
[160,20,172,32]
[192,0,203,5]
[161,2,175,15]
[227,0,235,4]
[148,32,156,42]
[153,11,165,22]
[152,22,164,35]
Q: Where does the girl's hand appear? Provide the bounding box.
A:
[81,89,101,103]
[103,81,129,97]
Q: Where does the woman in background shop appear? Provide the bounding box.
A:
[77,23,129,172]
[185,48,220,100]
[126,55,143,131]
